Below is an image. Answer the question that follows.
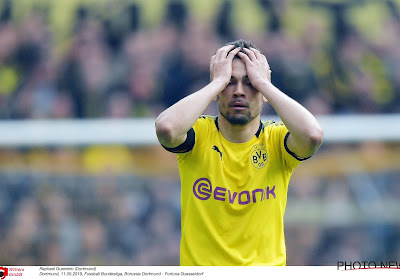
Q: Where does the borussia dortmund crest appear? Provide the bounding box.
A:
[251,148,268,169]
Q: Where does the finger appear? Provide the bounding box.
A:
[237,51,251,64]
[260,53,270,65]
[262,55,270,68]
[220,45,236,59]
[250,47,262,60]
[210,55,215,80]
[226,47,241,60]
[210,55,215,67]
[262,54,268,64]
[242,48,257,61]
[216,45,235,60]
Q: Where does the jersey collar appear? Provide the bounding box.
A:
[214,117,264,138]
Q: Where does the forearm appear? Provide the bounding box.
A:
[155,80,226,147]
[258,80,324,156]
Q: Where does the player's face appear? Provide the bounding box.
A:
[217,58,264,126]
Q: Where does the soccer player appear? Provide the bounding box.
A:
[155,39,324,265]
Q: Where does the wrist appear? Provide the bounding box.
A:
[210,78,228,93]
[253,78,273,92]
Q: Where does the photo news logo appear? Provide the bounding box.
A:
[0,267,8,279]
[337,261,400,271]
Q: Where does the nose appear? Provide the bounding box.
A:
[233,82,245,97]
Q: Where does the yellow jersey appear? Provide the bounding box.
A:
[164,116,304,266]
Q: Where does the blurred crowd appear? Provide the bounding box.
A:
[0,172,181,265]
[0,168,399,266]
[0,0,400,120]
[1,0,400,267]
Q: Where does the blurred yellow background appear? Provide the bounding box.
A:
[0,0,400,266]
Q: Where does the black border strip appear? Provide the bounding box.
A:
[161,128,195,153]
[255,121,264,138]
[284,132,311,161]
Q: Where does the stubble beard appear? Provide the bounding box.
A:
[219,109,254,126]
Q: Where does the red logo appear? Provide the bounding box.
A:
[0,267,8,279]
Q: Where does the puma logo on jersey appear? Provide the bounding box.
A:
[212,145,223,161]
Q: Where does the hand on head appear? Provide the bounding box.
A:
[237,47,271,88]
[210,45,271,90]
[209,45,241,85]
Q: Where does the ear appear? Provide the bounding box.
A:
[263,96,268,103]
[213,95,219,102]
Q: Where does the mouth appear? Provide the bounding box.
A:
[229,101,249,110]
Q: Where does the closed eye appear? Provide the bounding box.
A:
[244,80,253,87]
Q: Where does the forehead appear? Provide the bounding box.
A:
[231,58,247,77]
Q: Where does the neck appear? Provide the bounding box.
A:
[218,114,261,143]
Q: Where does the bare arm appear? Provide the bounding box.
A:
[155,45,241,148]
[238,48,324,158]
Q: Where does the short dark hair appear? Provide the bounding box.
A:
[225,39,260,58]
